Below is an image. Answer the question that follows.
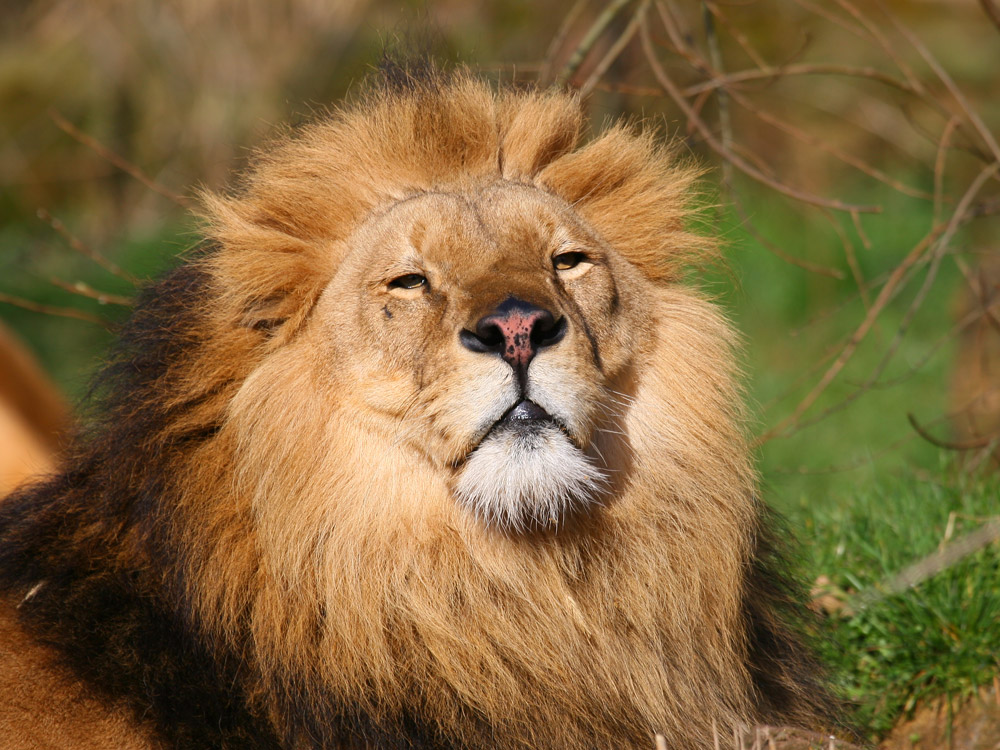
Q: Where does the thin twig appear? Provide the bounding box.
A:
[556,0,635,87]
[869,301,997,390]
[0,292,109,326]
[729,192,846,278]
[908,414,999,451]
[580,1,649,97]
[702,1,733,186]
[48,109,190,207]
[48,278,133,307]
[538,0,588,85]
[704,0,769,70]
[757,227,940,443]
[850,210,871,250]
[770,399,987,475]
[826,211,871,311]
[833,0,928,99]
[854,518,1000,608]
[655,0,691,53]
[681,63,919,98]
[36,208,138,283]
[724,85,933,200]
[789,0,867,39]
[953,254,1000,335]
[879,2,1000,167]
[934,117,962,226]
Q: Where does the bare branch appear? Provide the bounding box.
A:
[538,0,588,85]
[723,86,933,199]
[758,161,1000,444]
[953,254,1000,335]
[855,517,1000,608]
[880,3,1000,166]
[0,292,109,327]
[556,0,635,87]
[655,0,692,55]
[729,192,846,278]
[870,301,996,390]
[833,0,928,99]
[981,0,1000,33]
[826,211,870,310]
[580,1,649,97]
[48,109,190,208]
[639,19,881,214]
[702,2,732,185]
[703,1,769,71]
[36,208,137,284]
[48,279,133,307]
[908,413,999,451]
[681,63,919,98]
[850,210,871,250]
[789,0,867,39]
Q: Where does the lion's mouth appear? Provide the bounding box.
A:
[498,399,554,426]
[453,398,581,472]
[490,399,575,441]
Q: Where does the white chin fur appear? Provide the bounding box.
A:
[455,423,606,532]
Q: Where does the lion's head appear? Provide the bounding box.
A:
[0,67,834,749]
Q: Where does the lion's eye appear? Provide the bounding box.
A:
[553,252,586,271]
[388,274,428,291]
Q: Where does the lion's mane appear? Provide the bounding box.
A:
[0,67,835,749]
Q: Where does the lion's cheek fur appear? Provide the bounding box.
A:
[198,283,762,747]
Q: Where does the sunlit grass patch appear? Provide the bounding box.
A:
[793,467,1000,739]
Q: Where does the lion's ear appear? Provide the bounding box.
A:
[537,126,712,281]
[497,91,583,179]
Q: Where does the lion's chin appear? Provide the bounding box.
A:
[455,418,606,533]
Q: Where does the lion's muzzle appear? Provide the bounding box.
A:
[459,296,566,386]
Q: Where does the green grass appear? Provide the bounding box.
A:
[791,466,1000,739]
[0,216,192,399]
[709,185,965,507]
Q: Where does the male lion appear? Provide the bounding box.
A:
[0,68,835,749]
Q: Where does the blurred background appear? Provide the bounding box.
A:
[1,2,999,740]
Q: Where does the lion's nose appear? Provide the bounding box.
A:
[459,297,566,375]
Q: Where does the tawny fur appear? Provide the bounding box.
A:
[0,323,68,496]
[0,67,834,749]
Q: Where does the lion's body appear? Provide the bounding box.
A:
[0,69,834,749]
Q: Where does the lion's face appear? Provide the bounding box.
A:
[311,182,647,531]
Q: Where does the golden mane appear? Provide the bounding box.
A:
[0,67,835,749]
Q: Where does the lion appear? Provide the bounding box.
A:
[0,66,836,749]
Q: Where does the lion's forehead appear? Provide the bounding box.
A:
[375,183,581,260]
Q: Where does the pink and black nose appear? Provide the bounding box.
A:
[460,297,566,376]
